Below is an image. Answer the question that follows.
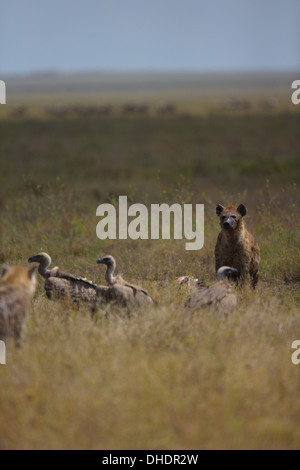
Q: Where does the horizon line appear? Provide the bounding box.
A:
[1,68,300,79]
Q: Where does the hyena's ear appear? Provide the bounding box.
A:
[237,204,247,217]
[28,266,37,280]
[0,265,10,277]
[216,204,225,216]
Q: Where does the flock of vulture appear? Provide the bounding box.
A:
[28,252,239,315]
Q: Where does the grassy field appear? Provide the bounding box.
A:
[0,77,300,449]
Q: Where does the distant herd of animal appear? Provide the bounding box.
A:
[9,98,277,119]
[0,203,260,346]
[9,103,177,118]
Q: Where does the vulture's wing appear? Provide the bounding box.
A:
[114,275,153,299]
[44,277,99,303]
[185,281,231,310]
[54,269,98,290]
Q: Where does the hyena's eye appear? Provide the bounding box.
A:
[221,216,226,220]
[231,215,236,219]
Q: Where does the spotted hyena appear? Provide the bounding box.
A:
[215,204,261,288]
[0,265,37,346]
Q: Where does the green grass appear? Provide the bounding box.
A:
[0,112,300,449]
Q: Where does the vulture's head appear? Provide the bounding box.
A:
[28,252,52,266]
[97,255,116,270]
[217,266,239,282]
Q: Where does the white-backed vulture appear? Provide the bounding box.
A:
[96,255,156,307]
[184,267,238,315]
[28,252,102,303]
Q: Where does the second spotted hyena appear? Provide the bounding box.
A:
[215,204,261,287]
[0,265,37,346]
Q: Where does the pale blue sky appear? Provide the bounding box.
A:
[0,0,299,74]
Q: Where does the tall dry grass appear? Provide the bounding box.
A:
[0,113,299,449]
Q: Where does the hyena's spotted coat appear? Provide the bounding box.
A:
[215,204,261,288]
[0,265,37,346]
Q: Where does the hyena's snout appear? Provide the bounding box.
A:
[223,219,231,229]
[222,217,236,230]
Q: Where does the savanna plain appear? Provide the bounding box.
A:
[0,78,300,449]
